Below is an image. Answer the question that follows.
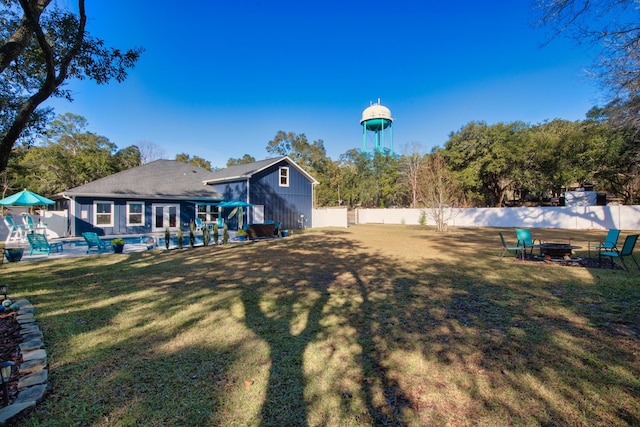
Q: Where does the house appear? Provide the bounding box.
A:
[59,156,318,237]
[203,157,318,230]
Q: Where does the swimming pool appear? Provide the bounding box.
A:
[66,232,235,250]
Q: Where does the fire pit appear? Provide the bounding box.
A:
[540,243,582,260]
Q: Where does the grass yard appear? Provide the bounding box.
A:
[3,225,640,426]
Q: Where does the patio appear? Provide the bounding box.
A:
[4,231,242,263]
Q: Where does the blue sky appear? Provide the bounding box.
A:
[44,1,602,168]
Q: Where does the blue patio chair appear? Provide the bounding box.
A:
[599,234,640,272]
[194,217,204,232]
[499,232,523,258]
[588,229,620,258]
[82,232,111,254]
[516,228,542,259]
[26,233,63,256]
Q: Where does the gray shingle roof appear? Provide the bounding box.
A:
[203,157,284,182]
[203,156,318,184]
[61,160,222,200]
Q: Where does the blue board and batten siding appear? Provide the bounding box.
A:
[70,159,315,236]
[209,160,313,230]
[73,197,196,236]
[251,162,313,230]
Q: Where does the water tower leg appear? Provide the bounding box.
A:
[362,124,367,151]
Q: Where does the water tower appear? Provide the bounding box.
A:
[361,99,394,154]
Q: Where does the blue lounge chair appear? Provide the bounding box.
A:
[516,228,542,259]
[82,232,111,254]
[26,233,63,256]
[599,234,640,272]
[499,232,523,258]
[588,229,620,258]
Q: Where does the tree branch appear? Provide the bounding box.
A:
[0,0,51,72]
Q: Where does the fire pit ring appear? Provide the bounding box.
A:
[540,243,581,260]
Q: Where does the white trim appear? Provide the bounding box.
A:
[93,200,114,227]
[151,203,180,232]
[279,166,290,187]
[126,201,145,226]
[202,156,319,185]
[195,203,219,222]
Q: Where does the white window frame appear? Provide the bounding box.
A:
[94,200,114,227]
[126,201,145,226]
[196,204,219,222]
[151,203,181,232]
[279,166,290,187]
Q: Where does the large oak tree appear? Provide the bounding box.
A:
[0,0,142,172]
[535,0,640,132]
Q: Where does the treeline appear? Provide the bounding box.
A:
[3,109,639,207]
[293,108,639,207]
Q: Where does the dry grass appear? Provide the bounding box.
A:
[4,225,640,426]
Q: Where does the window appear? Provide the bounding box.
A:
[279,166,289,187]
[94,201,114,227]
[127,202,144,226]
[197,204,219,222]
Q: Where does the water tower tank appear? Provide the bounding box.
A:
[361,100,394,153]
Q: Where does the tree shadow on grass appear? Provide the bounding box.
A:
[5,227,640,426]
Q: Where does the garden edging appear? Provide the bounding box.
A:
[0,298,47,425]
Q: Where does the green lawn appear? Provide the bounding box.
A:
[4,225,640,426]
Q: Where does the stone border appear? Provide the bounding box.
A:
[0,298,47,425]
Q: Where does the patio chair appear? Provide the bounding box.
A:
[499,232,523,258]
[194,218,204,232]
[3,216,24,244]
[82,232,111,254]
[26,233,63,256]
[588,229,620,258]
[516,228,542,259]
[21,213,47,233]
[599,234,640,273]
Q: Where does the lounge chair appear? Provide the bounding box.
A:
[588,229,620,258]
[599,234,640,272]
[499,232,523,258]
[21,214,47,234]
[3,216,24,244]
[516,228,542,258]
[82,232,112,254]
[194,218,204,232]
[26,233,63,256]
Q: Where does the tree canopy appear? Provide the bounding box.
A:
[175,153,213,171]
[0,0,142,172]
[535,0,640,133]
[227,154,256,166]
[5,112,140,195]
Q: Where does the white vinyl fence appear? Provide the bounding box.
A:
[313,206,640,230]
[1,209,69,242]
[311,207,348,228]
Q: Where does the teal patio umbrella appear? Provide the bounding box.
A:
[219,200,253,230]
[0,189,55,206]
